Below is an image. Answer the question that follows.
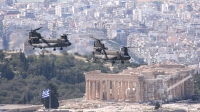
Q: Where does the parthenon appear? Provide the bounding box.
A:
[84,62,196,102]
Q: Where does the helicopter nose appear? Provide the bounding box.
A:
[28,40,32,44]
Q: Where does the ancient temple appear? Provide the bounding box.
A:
[84,62,195,102]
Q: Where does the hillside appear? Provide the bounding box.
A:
[0,50,139,104]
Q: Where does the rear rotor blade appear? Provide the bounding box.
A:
[33,27,42,31]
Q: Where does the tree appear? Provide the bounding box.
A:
[41,83,59,109]
[154,102,160,110]
[26,91,33,103]
[0,50,4,60]
[0,64,15,80]
[23,95,26,104]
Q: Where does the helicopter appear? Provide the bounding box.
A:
[91,37,134,65]
[28,27,71,51]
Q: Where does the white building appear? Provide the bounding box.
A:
[55,3,71,17]
[161,3,169,14]
[125,0,137,9]
[133,9,143,23]
[156,53,178,63]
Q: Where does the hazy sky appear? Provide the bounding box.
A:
[17,0,42,2]
[17,0,65,2]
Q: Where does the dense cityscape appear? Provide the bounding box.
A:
[0,0,200,111]
[0,0,200,65]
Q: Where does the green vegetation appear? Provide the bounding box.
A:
[1,50,200,105]
[154,102,160,110]
[0,50,138,104]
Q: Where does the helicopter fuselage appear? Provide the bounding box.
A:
[31,42,71,48]
[93,54,131,60]
[91,37,132,64]
[27,27,71,50]
[28,38,71,49]
[92,49,131,61]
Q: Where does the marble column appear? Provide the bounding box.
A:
[172,80,175,98]
[119,81,122,100]
[112,81,115,99]
[89,81,92,100]
[168,81,172,99]
[135,82,139,102]
[122,81,125,101]
[92,81,96,100]
[125,81,128,100]
[174,79,177,98]
[129,81,133,102]
[191,79,194,95]
[143,82,147,101]
[140,81,144,101]
[107,80,110,100]
[86,80,89,100]
[184,80,188,95]
[114,81,118,101]
[181,77,184,96]
[99,80,103,100]
[182,77,185,96]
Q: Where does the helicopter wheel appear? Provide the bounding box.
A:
[53,48,56,51]
[60,47,63,50]
[121,60,124,64]
[112,61,115,66]
[92,57,96,63]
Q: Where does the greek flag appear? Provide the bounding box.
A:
[42,89,50,98]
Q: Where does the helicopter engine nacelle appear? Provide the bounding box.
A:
[102,50,118,55]
[120,47,128,55]
[61,34,68,40]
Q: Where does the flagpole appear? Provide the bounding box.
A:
[49,89,51,111]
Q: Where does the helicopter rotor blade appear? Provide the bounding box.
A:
[108,40,121,46]
[126,46,139,48]
[90,37,101,41]
[90,36,111,41]
[32,27,42,31]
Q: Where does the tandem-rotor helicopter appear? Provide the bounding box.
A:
[28,27,71,51]
[90,37,135,65]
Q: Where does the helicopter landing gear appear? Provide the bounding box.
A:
[92,57,96,63]
[60,47,63,50]
[91,54,96,63]
[53,48,56,51]
[112,61,115,66]
[121,60,124,64]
